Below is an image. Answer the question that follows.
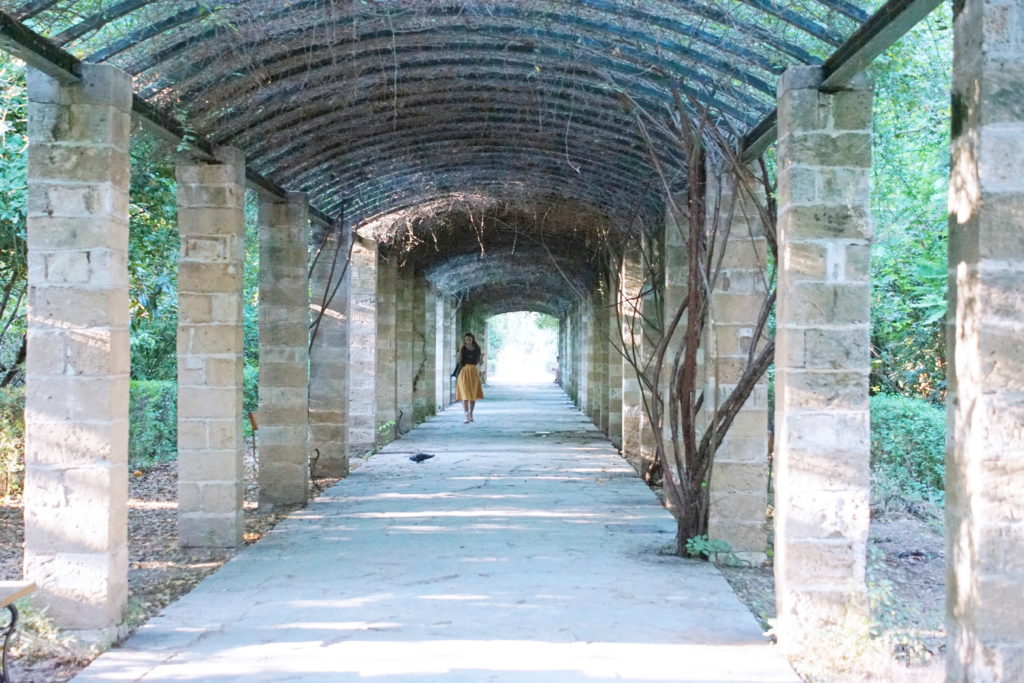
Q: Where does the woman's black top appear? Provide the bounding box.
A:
[460,345,481,365]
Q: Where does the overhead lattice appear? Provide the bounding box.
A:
[5,0,884,312]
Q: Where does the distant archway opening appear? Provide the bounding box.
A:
[486,312,559,385]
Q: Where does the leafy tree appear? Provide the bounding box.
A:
[869,9,952,403]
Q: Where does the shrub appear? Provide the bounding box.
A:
[870,393,945,515]
[129,380,177,467]
[0,387,24,497]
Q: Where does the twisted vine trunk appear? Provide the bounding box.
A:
[617,96,778,556]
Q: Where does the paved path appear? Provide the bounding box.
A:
[76,382,797,682]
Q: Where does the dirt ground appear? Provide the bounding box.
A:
[721,510,947,682]
[0,447,338,683]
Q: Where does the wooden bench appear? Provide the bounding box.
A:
[0,582,35,683]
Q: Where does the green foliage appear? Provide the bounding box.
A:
[128,136,180,380]
[0,57,28,376]
[244,363,259,418]
[869,9,952,403]
[129,380,177,466]
[0,386,24,496]
[684,534,732,559]
[870,393,945,516]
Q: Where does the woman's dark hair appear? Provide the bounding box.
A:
[462,333,477,346]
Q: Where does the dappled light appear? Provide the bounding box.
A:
[76,383,796,681]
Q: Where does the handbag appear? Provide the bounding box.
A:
[451,361,463,379]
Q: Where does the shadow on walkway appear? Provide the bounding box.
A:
[75,381,797,682]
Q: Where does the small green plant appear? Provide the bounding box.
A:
[685,534,733,559]
[10,598,91,665]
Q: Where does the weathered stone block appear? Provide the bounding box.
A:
[24,63,132,632]
[780,205,871,240]
[777,282,870,325]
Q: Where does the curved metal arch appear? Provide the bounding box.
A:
[158,42,767,130]
[425,251,597,295]
[292,143,658,209]
[10,0,58,21]
[253,107,654,179]
[325,173,655,229]
[735,0,846,45]
[321,170,662,227]
[85,4,216,63]
[258,108,662,181]
[175,52,757,139]
[244,91,651,168]
[146,36,770,143]
[135,15,778,112]
[467,298,567,319]
[192,70,701,160]
[78,0,824,79]
[343,185,660,241]
[218,75,679,156]
[312,169,650,228]
[54,0,157,44]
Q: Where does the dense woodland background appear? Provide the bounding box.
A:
[0,12,950,515]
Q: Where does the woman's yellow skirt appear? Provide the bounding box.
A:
[456,364,484,400]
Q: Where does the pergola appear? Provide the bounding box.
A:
[1,0,1020,679]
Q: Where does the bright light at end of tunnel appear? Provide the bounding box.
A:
[487,312,559,384]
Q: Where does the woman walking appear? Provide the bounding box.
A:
[455,333,485,422]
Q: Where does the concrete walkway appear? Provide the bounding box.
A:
[76,382,797,682]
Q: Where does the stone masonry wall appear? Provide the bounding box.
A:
[706,170,770,563]
[412,277,433,423]
[375,254,398,446]
[395,267,415,435]
[947,0,1024,677]
[24,63,132,629]
[175,147,247,549]
[348,237,377,458]
[620,247,645,472]
[308,228,351,477]
[774,66,873,642]
[605,267,624,449]
[257,193,310,507]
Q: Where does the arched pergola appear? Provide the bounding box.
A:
[1,0,1020,678]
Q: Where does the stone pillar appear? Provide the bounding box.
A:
[662,207,687,449]
[395,268,415,435]
[639,232,662,479]
[947,1,1024,678]
[23,63,132,629]
[257,193,310,508]
[606,268,624,448]
[348,237,377,458]
[444,296,457,406]
[594,286,610,434]
[578,302,591,413]
[774,66,873,642]
[376,254,398,445]
[706,170,770,564]
[620,248,644,469]
[571,305,583,405]
[587,288,605,428]
[434,291,447,410]
[308,227,351,477]
[176,146,247,549]
[413,277,434,423]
